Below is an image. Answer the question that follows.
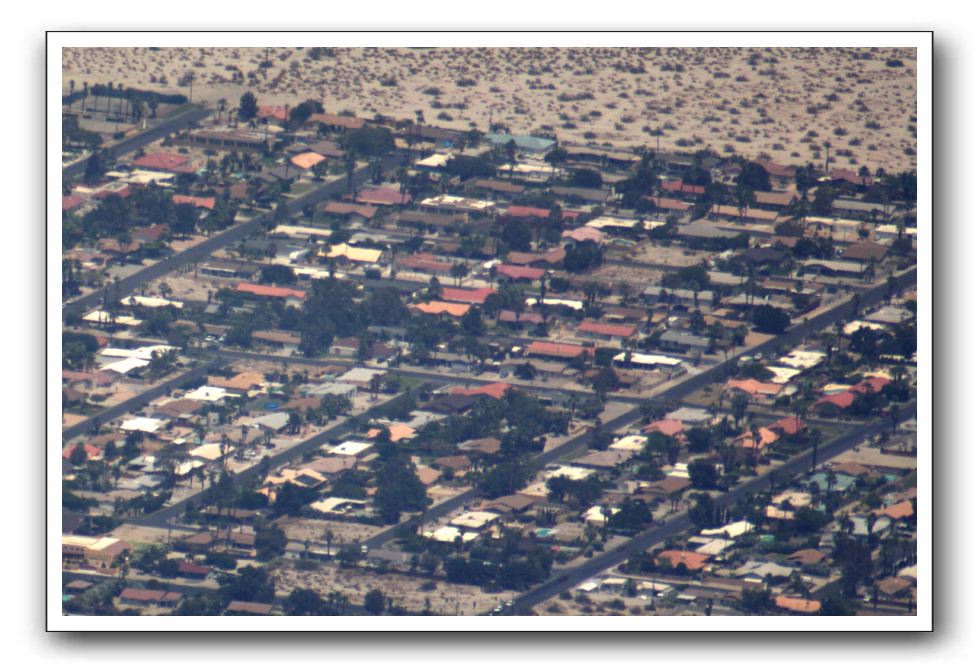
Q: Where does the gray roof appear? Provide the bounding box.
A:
[485,133,556,152]
[660,330,712,349]
[678,220,740,239]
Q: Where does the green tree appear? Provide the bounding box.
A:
[238,91,258,121]
[364,588,386,615]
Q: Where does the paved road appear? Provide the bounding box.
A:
[62,359,222,443]
[63,105,211,179]
[507,401,917,615]
[63,154,403,319]
[361,266,916,550]
[127,387,420,528]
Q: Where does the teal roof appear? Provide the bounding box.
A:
[485,133,556,152]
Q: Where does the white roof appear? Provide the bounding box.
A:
[424,526,479,543]
[701,520,755,539]
[770,490,812,508]
[778,349,827,370]
[327,441,374,456]
[586,216,638,230]
[337,367,386,384]
[325,243,382,263]
[121,295,183,309]
[101,356,150,374]
[526,297,584,311]
[694,538,735,556]
[449,510,500,530]
[310,497,368,514]
[100,345,177,361]
[415,153,453,168]
[420,194,495,210]
[766,366,802,385]
[610,435,647,452]
[184,385,229,402]
[544,465,595,481]
[174,459,205,476]
[275,224,333,239]
[843,320,886,336]
[82,310,141,326]
[576,581,599,592]
[120,417,165,433]
[583,504,620,524]
[613,351,683,367]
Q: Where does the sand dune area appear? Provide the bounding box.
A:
[63,46,916,171]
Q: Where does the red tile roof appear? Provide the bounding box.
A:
[398,253,453,274]
[256,105,288,122]
[323,201,377,219]
[440,287,494,305]
[172,194,215,210]
[642,419,686,437]
[505,205,551,219]
[644,196,692,211]
[498,310,544,324]
[496,264,545,281]
[874,500,915,520]
[355,187,411,206]
[449,382,512,400]
[132,152,191,172]
[412,301,471,317]
[771,416,807,436]
[62,443,101,461]
[850,376,891,394]
[133,224,170,243]
[775,595,821,614]
[815,391,857,410]
[527,341,590,359]
[62,194,84,212]
[662,179,705,195]
[657,549,709,571]
[754,160,797,179]
[578,320,637,338]
[754,190,796,207]
[236,282,306,300]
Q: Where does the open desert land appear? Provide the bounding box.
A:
[63,46,917,172]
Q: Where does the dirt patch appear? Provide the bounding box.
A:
[272,563,516,615]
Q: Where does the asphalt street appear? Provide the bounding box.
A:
[63,154,402,319]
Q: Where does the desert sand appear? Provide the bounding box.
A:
[63,46,917,172]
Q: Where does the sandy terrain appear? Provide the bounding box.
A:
[63,47,916,172]
[274,516,385,546]
[272,563,515,615]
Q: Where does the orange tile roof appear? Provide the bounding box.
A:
[771,416,807,436]
[526,341,590,359]
[775,595,821,614]
[172,194,216,210]
[738,426,780,450]
[290,152,327,170]
[642,419,686,437]
[578,320,637,338]
[496,264,545,281]
[874,500,915,520]
[440,287,494,305]
[413,301,471,317]
[657,549,709,571]
[236,282,306,300]
[449,382,511,400]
